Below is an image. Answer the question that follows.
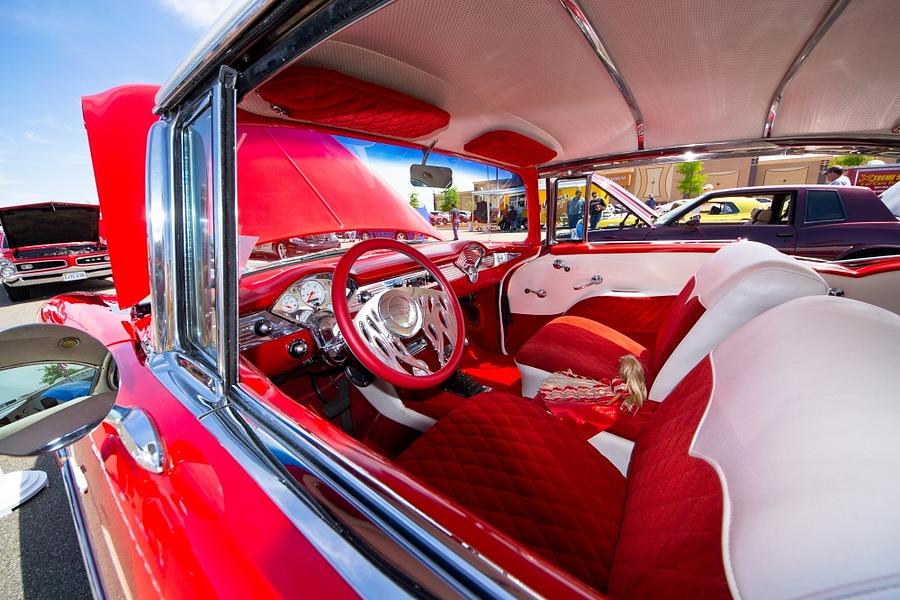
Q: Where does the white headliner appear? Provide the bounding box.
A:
[237,0,900,165]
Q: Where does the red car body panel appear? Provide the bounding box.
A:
[40,298,359,600]
[83,85,161,309]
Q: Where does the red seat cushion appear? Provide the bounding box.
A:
[397,392,626,591]
[608,358,729,599]
[517,316,650,382]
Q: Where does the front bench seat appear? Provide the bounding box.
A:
[399,296,900,597]
[516,240,828,404]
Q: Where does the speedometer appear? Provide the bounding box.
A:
[299,279,328,307]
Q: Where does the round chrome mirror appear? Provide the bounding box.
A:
[0,324,117,456]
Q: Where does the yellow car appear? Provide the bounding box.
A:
[679,196,769,224]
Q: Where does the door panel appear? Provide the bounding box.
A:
[502,245,716,353]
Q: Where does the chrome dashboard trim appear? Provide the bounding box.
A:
[763,0,850,138]
[58,447,108,600]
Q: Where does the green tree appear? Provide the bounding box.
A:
[439,187,459,212]
[829,155,875,167]
[41,363,71,386]
[408,191,420,208]
[676,161,706,198]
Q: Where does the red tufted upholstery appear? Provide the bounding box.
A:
[463,130,558,167]
[259,67,451,139]
[608,358,729,599]
[398,366,728,594]
[648,278,704,375]
[516,316,651,383]
[397,392,626,591]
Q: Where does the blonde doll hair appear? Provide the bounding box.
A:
[618,354,647,412]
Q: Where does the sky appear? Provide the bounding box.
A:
[0,0,234,208]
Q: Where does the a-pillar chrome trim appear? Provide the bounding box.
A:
[146,121,178,353]
[558,0,645,149]
[762,0,851,138]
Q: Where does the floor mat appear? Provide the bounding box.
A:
[461,344,521,395]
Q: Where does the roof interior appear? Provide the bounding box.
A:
[238,0,900,167]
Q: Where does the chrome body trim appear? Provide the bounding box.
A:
[558,0,645,149]
[154,0,278,113]
[146,121,178,353]
[57,448,107,600]
[104,405,166,474]
[763,0,851,138]
[542,134,900,176]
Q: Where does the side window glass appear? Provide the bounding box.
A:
[805,190,846,223]
[553,184,587,242]
[181,107,217,361]
[775,194,793,224]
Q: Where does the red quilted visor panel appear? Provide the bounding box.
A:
[398,392,626,591]
[464,130,558,167]
[258,67,450,139]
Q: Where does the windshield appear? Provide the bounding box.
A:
[237,125,523,272]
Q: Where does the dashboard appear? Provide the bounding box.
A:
[238,243,521,372]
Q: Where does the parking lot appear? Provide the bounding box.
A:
[0,280,111,600]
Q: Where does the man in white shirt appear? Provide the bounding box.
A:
[824,165,852,186]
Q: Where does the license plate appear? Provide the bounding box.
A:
[63,272,87,282]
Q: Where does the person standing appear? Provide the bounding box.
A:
[646,194,658,209]
[824,165,851,186]
[508,204,518,230]
[589,192,605,229]
[567,189,585,230]
[450,204,461,240]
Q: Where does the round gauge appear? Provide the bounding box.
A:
[279,293,300,313]
[299,279,328,307]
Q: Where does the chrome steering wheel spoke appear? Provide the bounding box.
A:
[354,290,432,376]
[412,288,457,368]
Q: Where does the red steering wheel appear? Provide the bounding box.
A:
[332,238,466,390]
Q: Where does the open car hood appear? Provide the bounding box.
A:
[83,86,440,309]
[0,203,100,248]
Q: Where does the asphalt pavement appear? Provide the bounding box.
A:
[0,279,112,600]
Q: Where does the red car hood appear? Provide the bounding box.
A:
[0,203,100,248]
[83,86,438,309]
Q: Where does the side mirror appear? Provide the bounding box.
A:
[0,324,117,456]
[687,214,701,226]
[410,164,453,188]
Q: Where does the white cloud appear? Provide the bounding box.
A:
[156,0,233,29]
[23,131,60,146]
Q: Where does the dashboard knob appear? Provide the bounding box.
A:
[357,290,373,303]
[288,339,308,358]
[254,319,274,337]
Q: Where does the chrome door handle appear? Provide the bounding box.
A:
[105,406,166,474]
[573,275,603,290]
[552,259,571,272]
[524,288,547,298]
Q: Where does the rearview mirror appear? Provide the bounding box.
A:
[410,164,453,188]
[0,324,117,456]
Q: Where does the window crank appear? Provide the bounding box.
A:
[552,259,571,272]
[573,275,603,290]
[524,288,547,298]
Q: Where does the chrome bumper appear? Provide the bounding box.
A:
[4,266,112,287]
